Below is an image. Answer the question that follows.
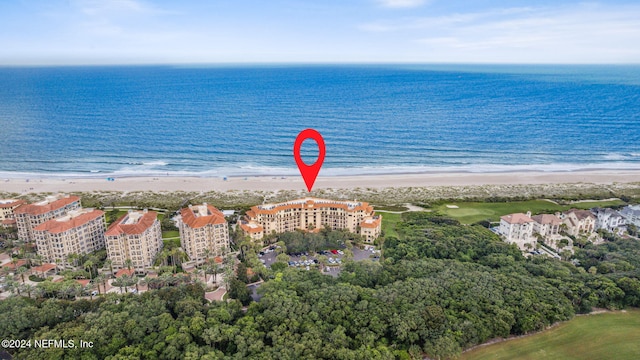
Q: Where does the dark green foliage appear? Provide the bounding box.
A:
[228,279,252,306]
[1,212,638,359]
[279,226,362,254]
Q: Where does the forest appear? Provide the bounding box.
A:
[1,212,639,359]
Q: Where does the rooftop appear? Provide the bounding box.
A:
[33,209,104,234]
[531,214,562,225]
[0,199,24,208]
[180,203,226,228]
[14,195,80,215]
[501,213,534,224]
[105,210,157,236]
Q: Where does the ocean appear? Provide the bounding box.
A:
[0,64,639,178]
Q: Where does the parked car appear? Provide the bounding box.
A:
[330,249,338,254]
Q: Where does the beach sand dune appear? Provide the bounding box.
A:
[1,170,639,194]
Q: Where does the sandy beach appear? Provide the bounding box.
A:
[1,170,639,194]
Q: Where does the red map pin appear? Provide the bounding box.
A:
[293,128,326,192]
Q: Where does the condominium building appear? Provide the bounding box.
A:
[531,214,562,238]
[0,199,24,228]
[560,209,596,236]
[499,212,535,249]
[239,197,383,243]
[14,195,81,242]
[620,205,640,227]
[177,204,229,263]
[32,208,106,264]
[593,208,626,234]
[105,210,163,274]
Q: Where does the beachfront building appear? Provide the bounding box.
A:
[176,204,229,264]
[105,210,163,274]
[499,212,535,249]
[593,208,627,235]
[14,194,81,242]
[560,209,596,236]
[32,208,106,264]
[620,205,640,228]
[0,199,24,228]
[531,214,562,238]
[239,197,383,244]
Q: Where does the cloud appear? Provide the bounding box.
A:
[360,3,640,63]
[376,0,429,9]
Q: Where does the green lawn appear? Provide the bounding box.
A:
[162,230,180,239]
[380,212,402,238]
[461,310,640,360]
[435,199,626,224]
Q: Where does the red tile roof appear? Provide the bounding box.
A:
[0,199,25,209]
[249,198,374,216]
[14,196,80,215]
[115,268,135,278]
[360,216,382,228]
[76,279,91,287]
[33,210,104,234]
[2,259,27,269]
[239,221,263,233]
[180,204,226,229]
[105,211,158,236]
[501,213,534,224]
[1,219,16,225]
[31,263,57,273]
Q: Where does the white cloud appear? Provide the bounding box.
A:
[361,4,640,63]
[376,0,429,9]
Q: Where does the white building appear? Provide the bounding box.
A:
[593,208,626,234]
[620,205,640,228]
[499,212,535,249]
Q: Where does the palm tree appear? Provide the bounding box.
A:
[104,259,114,278]
[23,284,34,298]
[83,259,94,281]
[66,253,79,269]
[125,258,133,273]
[94,275,104,295]
[16,266,27,284]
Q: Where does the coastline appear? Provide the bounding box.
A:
[1,169,639,194]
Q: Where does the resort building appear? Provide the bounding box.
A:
[14,194,81,242]
[105,210,163,274]
[499,212,535,249]
[0,199,24,228]
[620,205,640,228]
[531,214,563,238]
[239,197,383,243]
[560,209,596,236]
[176,204,229,264]
[593,208,626,235]
[32,208,106,264]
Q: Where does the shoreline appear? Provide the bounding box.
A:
[1,169,639,194]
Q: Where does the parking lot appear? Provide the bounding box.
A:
[258,245,381,277]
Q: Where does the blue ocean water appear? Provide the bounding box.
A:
[0,64,639,178]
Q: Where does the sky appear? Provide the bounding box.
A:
[1,0,640,65]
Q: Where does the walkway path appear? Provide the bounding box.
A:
[205,287,226,302]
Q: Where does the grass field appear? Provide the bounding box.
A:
[434,199,626,224]
[461,310,640,360]
[162,230,180,239]
[380,212,403,238]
